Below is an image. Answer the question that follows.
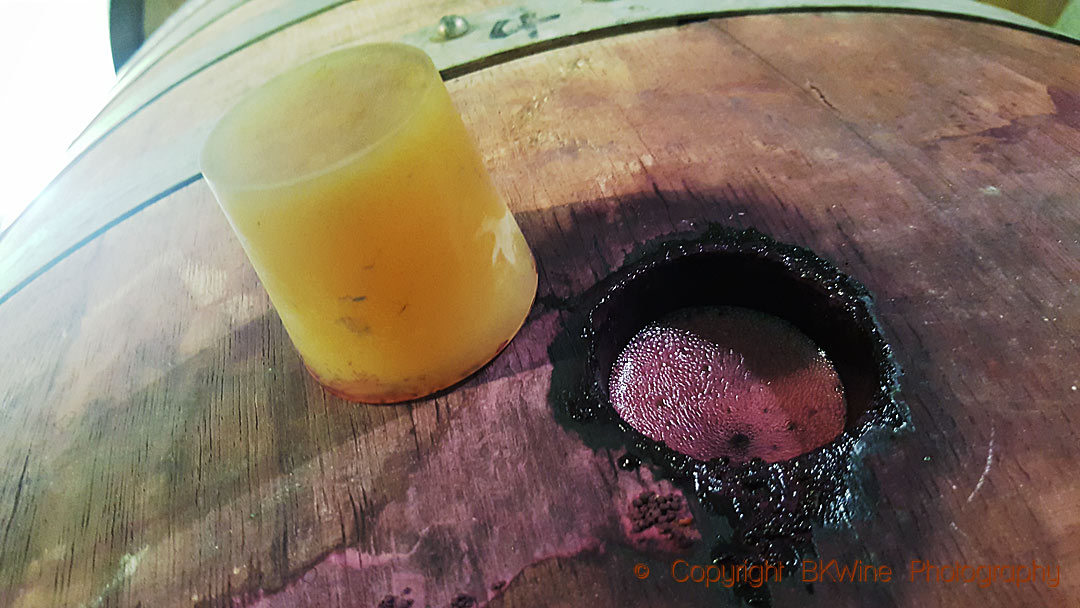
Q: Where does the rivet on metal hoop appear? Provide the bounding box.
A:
[437,15,471,40]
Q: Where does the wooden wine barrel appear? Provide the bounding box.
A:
[1,2,1079,607]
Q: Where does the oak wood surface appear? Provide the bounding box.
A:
[1,12,1079,608]
[0,0,1060,308]
[86,0,1065,165]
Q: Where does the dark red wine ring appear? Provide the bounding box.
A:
[561,224,907,587]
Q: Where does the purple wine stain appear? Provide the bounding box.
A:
[609,306,846,464]
[548,224,908,607]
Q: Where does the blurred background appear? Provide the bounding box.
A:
[0,1,113,231]
[0,0,1075,234]
[986,0,1070,22]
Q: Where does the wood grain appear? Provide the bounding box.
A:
[2,2,1062,307]
[84,0,1061,162]
[2,13,1079,607]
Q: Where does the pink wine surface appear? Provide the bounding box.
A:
[608,306,846,463]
